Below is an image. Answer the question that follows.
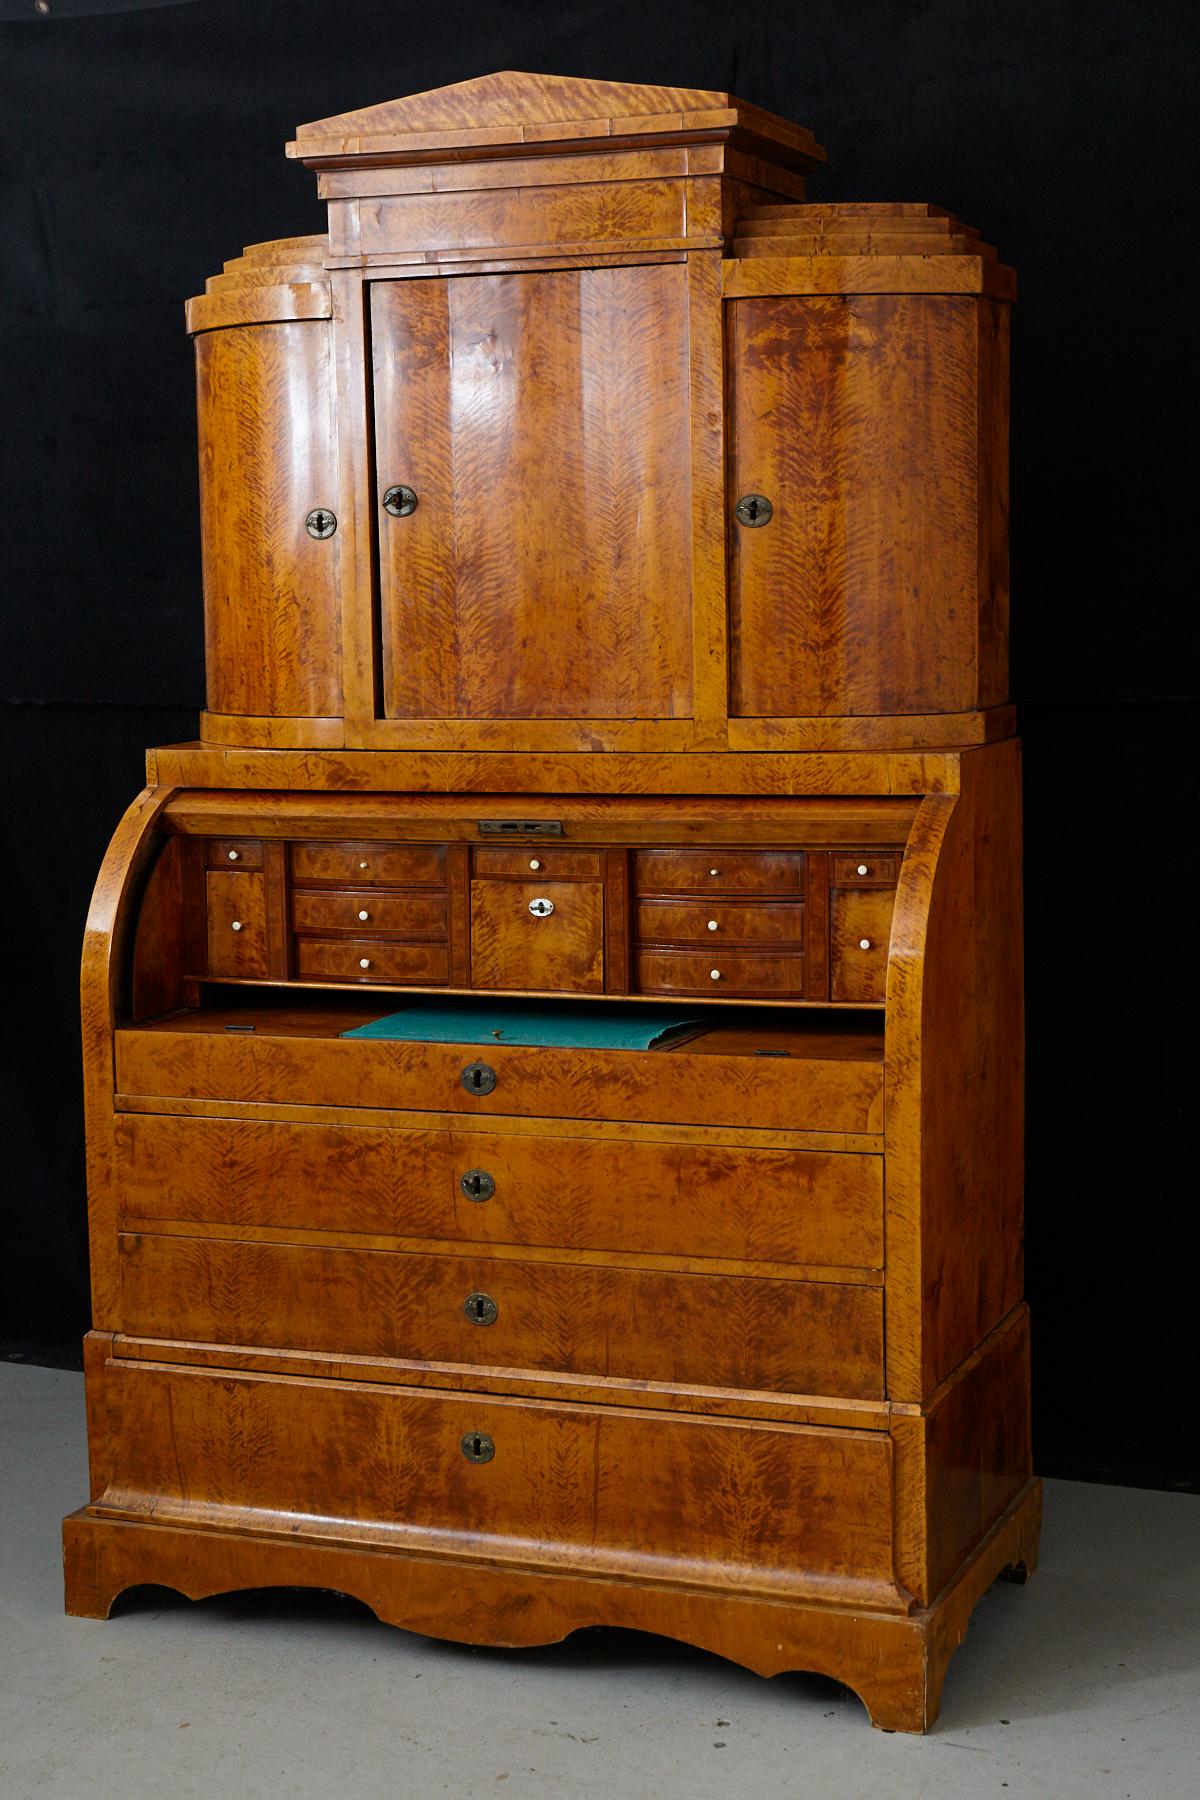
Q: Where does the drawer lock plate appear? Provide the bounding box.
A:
[464,1292,499,1326]
[460,1061,497,1096]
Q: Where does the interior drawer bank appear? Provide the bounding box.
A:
[114,1113,885,1270]
[117,1234,885,1400]
[91,1352,906,1610]
[115,1012,886,1134]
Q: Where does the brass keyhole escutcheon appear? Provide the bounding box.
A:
[305,507,337,539]
[461,1431,495,1464]
[464,1291,499,1326]
[460,1061,497,1096]
[383,484,418,517]
[460,1169,496,1203]
[735,493,773,528]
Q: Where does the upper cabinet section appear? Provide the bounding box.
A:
[185,74,1013,757]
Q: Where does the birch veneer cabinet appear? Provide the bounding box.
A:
[63,72,1039,1733]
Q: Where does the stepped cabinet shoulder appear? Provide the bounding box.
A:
[67,73,1035,1735]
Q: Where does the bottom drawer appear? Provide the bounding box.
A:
[118,1233,885,1399]
[294,938,449,985]
[91,1350,903,1607]
[637,948,806,997]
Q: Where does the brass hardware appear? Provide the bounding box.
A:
[305,507,337,539]
[735,493,773,528]
[528,897,555,918]
[383,484,418,517]
[461,1431,495,1464]
[460,1169,496,1203]
[464,1291,499,1326]
[461,1061,497,1096]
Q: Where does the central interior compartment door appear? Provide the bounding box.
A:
[371,265,694,724]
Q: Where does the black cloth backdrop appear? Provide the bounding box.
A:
[1,0,1194,1488]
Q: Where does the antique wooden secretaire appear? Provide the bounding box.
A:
[63,72,1039,1733]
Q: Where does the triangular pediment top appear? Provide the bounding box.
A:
[288,69,824,169]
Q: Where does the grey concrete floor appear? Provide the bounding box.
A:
[1,1363,1196,1800]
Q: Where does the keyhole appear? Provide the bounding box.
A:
[464,1291,498,1325]
[471,1436,483,1455]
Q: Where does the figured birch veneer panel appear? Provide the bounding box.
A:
[729,295,985,718]
[113,1113,884,1268]
[90,1357,899,1607]
[117,1234,884,1399]
[114,1009,885,1133]
[372,266,694,721]
[351,180,686,256]
[195,322,340,718]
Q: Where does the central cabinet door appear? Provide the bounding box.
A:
[371,267,695,724]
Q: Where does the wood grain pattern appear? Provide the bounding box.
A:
[115,1002,886,1134]
[148,744,962,798]
[64,1477,1040,1733]
[77,1351,901,1608]
[469,879,604,992]
[204,872,268,979]
[884,742,1025,1397]
[636,949,806,998]
[372,267,694,722]
[830,889,896,1003]
[111,1111,885,1268]
[729,296,995,718]
[195,322,341,718]
[117,1233,884,1399]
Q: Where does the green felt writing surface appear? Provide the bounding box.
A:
[342,999,701,1050]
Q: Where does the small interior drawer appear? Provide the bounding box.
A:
[470,880,604,992]
[205,871,268,979]
[474,847,602,881]
[637,948,806,997]
[290,841,447,887]
[636,849,804,896]
[294,938,449,985]
[833,854,899,887]
[637,898,804,947]
[830,890,896,1002]
[292,889,447,937]
[205,838,263,869]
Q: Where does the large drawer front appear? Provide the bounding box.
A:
[93,1354,904,1607]
[118,1234,885,1399]
[115,1028,886,1133]
[113,1113,885,1269]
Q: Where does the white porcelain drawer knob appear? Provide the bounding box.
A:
[227,849,239,861]
[529,858,541,870]
[709,868,720,877]
[859,938,872,951]
[710,968,721,980]
[707,919,719,931]
[231,920,243,932]
[359,860,369,870]
[359,957,371,970]
[358,909,369,921]
[857,863,869,876]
